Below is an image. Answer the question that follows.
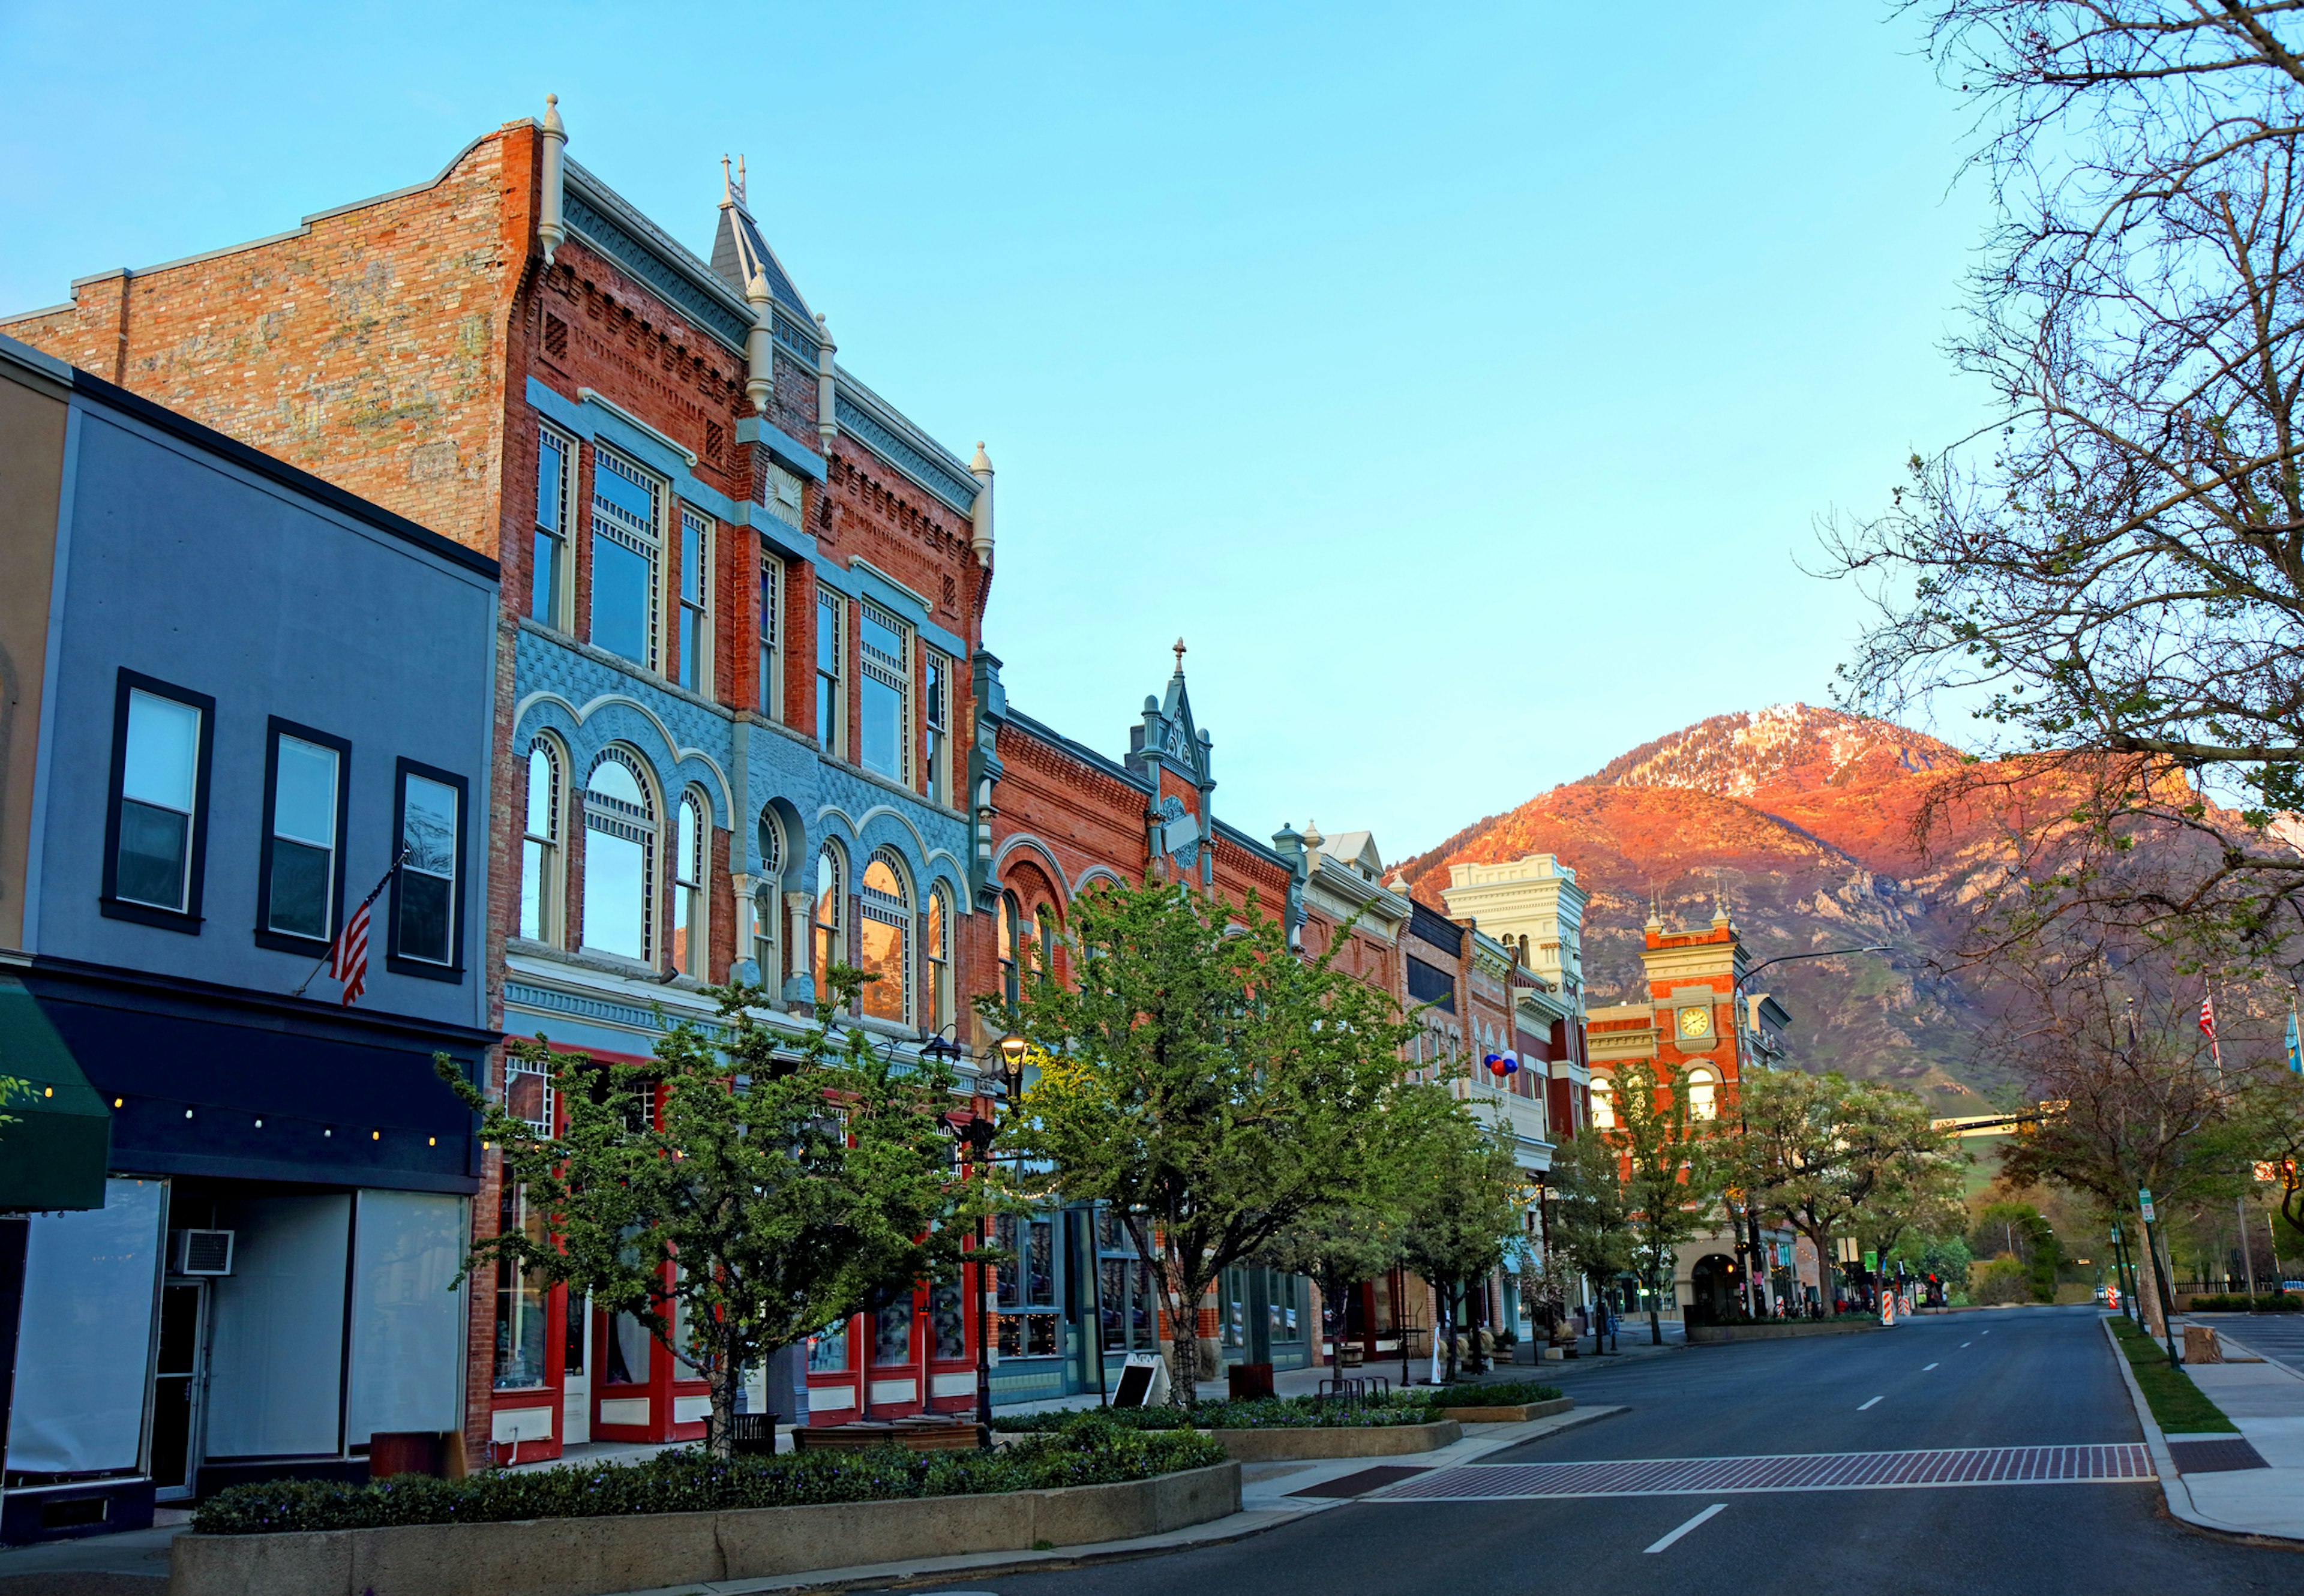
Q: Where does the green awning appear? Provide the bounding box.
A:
[0,975,110,1211]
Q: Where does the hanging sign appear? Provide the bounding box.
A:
[2139,1189,2156,1223]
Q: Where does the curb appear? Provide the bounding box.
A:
[2099,1314,2303,1546]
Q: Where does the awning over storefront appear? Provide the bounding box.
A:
[0,976,111,1211]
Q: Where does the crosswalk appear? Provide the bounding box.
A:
[1369,1444,2155,1499]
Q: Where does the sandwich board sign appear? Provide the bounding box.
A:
[1112,1353,1170,1410]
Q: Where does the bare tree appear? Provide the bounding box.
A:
[1982,926,2267,1332]
[1833,4,2304,949]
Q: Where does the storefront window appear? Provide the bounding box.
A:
[605,1312,651,1386]
[1025,1219,1055,1307]
[998,1314,1059,1357]
[874,1298,913,1365]
[929,1280,967,1361]
[493,1186,550,1390]
[808,1321,848,1373]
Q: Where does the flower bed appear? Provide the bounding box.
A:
[193,1414,1223,1535]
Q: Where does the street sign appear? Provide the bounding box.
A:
[1863,1249,1878,1274]
[2139,1188,2156,1223]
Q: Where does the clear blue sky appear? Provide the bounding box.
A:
[0,1,1992,860]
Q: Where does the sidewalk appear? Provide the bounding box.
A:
[2105,1315,2304,1543]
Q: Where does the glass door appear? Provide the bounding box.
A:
[562,1289,591,1445]
[150,1280,208,1501]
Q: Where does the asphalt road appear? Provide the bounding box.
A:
[2194,1310,2304,1378]
[869,1309,2302,1596]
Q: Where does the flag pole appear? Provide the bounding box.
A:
[293,849,406,998]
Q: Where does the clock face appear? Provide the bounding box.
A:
[1677,1006,1713,1039]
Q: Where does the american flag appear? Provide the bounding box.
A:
[2200,993,2218,1041]
[330,896,373,1006]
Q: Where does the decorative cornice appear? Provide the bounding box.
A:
[562,167,754,354]
[833,371,980,514]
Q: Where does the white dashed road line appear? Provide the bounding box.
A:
[1859,1396,1884,1411]
[1644,1503,1728,1553]
[1924,1363,1939,1370]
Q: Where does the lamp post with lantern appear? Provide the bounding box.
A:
[931,1028,1030,1443]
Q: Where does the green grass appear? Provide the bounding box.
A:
[2107,1315,2237,1435]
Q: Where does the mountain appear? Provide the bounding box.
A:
[1394,704,2018,1109]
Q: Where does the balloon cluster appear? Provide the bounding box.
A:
[1483,1051,1520,1077]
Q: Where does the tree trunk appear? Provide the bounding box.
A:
[706,1336,735,1461]
[2136,1225,2168,1339]
[1441,1280,1459,1384]
[1163,1254,1207,1409]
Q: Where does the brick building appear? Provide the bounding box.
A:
[5,102,996,1469]
[1585,900,1796,1321]
[964,645,1313,1401]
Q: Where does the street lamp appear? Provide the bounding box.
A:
[1729,944,1892,1319]
[928,1030,1040,1444]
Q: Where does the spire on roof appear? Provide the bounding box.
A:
[1172,637,1187,675]
[708,156,812,325]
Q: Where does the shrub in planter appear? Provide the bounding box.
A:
[993,1396,1437,1434]
[191,1412,1225,1535]
[1412,1380,1563,1409]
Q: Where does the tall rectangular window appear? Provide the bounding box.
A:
[104,671,214,928]
[590,449,662,671]
[258,721,348,948]
[758,556,783,719]
[533,426,574,628]
[677,507,710,696]
[923,650,950,805]
[815,593,844,756]
[494,1185,550,1390]
[391,761,464,973]
[858,602,910,783]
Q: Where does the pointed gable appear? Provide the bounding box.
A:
[706,158,812,322]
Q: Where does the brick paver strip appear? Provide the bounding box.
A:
[1374,1444,2155,1499]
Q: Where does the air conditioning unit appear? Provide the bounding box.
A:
[171,1229,235,1277]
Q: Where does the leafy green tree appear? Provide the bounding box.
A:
[1397,1106,1528,1381]
[985,879,1420,1406]
[442,970,982,1458]
[1543,1126,1633,1349]
[1724,1069,1946,1314]
[1610,1061,1720,1345]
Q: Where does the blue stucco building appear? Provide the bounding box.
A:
[0,335,500,1542]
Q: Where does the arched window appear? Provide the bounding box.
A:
[859,848,913,1024]
[752,808,783,983]
[671,791,707,977]
[812,842,845,1003]
[1686,1067,1718,1121]
[1036,905,1060,982]
[1590,1078,1616,1130]
[999,890,1021,1005]
[926,884,953,1033]
[518,737,562,943]
[582,750,655,964]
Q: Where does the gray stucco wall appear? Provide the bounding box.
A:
[29,400,497,1030]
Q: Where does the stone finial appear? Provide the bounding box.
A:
[815,313,837,451]
[1303,817,1324,853]
[970,442,995,568]
[744,269,773,414]
[538,94,568,266]
[1172,637,1187,673]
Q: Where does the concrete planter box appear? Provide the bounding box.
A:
[1206,1421,1460,1462]
[1687,1321,1883,1344]
[170,1462,1240,1596]
[1435,1396,1574,1424]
